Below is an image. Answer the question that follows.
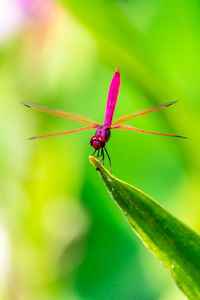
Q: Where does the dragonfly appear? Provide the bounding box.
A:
[22,68,186,171]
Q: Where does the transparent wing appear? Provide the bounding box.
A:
[22,102,98,126]
[111,101,178,126]
[111,124,187,138]
[28,126,97,140]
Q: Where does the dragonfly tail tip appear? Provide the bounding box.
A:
[27,136,36,140]
[115,67,120,75]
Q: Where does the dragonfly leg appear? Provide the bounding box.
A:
[98,149,103,161]
[96,149,100,158]
[104,148,112,173]
[92,149,97,156]
[102,148,105,165]
[99,148,105,164]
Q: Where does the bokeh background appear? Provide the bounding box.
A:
[0,0,199,299]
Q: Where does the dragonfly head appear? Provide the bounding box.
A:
[90,136,105,150]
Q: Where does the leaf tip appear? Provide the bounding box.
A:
[89,156,101,171]
[89,156,112,174]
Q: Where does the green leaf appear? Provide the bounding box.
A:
[89,156,200,300]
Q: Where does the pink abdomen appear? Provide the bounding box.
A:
[104,68,120,127]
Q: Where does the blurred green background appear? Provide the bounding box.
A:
[0,0,199,299]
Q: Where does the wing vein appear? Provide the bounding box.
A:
[111,124,187,138]
[112,101,178,126]
[28,126,97,140]
[22,102,98,126]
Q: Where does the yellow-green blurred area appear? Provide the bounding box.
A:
[0,0,199,299]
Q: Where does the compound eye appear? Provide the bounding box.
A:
[90,136,105,150]
[99,137,105,147]
[90,136,96,146]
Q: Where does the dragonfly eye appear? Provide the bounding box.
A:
[90,136,105,150]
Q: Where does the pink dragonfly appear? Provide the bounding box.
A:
[22,68,186,170]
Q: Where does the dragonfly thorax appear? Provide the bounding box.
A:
[90,136,106,150]
[95,126,111,142]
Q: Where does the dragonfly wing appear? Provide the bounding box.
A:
[28,126,98,140]
[111,124,187,138]
[103,68,120,127]
[112,101,178,126]
[22,102,98,126]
